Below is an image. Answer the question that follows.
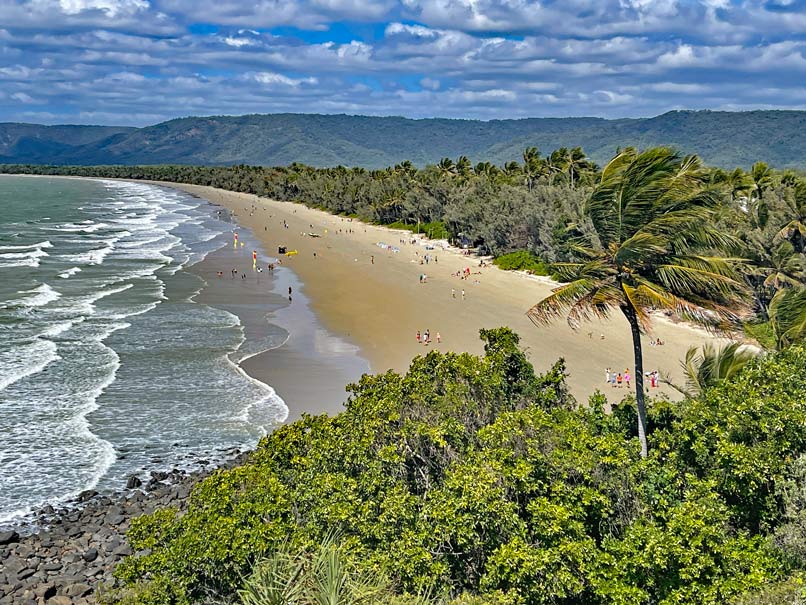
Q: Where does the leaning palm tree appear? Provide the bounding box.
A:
[527,147,749,457]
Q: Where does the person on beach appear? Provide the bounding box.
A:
[436,332,441,343]
[416,330,421,343]
[617,373,623,388]
[461,289,465,300]
[371,255,374,264]
[625,369,631,388]
[452,288,456,298]
[606,367,611,383]
[610,373,617,388]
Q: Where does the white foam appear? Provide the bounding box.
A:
[3,284,61,309]
[58,267,82,279]
[60,242,115,266]
[0,243,50,268]
[0,240,52,251]
[87,283,133,304]
[0,338,60,391]
[45,222,108,233]
[39,320,77,339]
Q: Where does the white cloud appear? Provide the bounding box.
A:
[56,0,149,16]
[1,0,806,124]
[253,71,318,87]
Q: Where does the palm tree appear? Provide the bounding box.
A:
[546,148,570,186]
[751,161,773,201]
[526,147,749,457]
[750,161,774,228]
[677,342,760,396]
[760,241,805,291]
[522,147,542,191]
[566,147,593,188]
[769,286,806,350]
[437,157,455,177]
[777,179,806,252]
[726,167,754,202]
[455,155,472,178]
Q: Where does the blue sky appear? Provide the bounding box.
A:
[1,0,805,125]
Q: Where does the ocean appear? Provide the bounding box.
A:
[0,176,290,527]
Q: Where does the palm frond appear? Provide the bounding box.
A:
[770,287,806,349]
[655,258,746,299]
[681,342,760,395]
[566,284,623,328]
[527,278,606,327]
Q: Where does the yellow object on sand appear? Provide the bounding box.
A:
[286,250,298,256]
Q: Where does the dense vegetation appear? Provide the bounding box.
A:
[7,146,806,604]
[99,328,806,605]
[3,110,806,169]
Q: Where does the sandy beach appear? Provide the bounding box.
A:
[187,213,369,423]
[155,182,722,407]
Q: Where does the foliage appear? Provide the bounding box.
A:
[492,251,550,276]
[239,535,393,605]
[769,287,806,349]
[733,574,805,605]
[386,220,450,240]
[110,329,806,605]
[526,147,749,457]
[0,157,594,261]
[678,342,761,396]
[4,110,806,169]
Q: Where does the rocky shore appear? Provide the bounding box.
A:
[0,449,250,605]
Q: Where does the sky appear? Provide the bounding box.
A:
[0,0,805,126]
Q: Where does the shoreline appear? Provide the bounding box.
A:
[185,211,369,423]
[0,181,370,603]
[152,181,726,404]
[0,178,368,528]
[0,176,728,603]
[0,448,251,604]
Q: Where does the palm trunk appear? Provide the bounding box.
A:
[622,305,649,458]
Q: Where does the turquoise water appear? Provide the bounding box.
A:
[0,176,288,526]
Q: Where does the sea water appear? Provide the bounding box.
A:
[0,176,288,526]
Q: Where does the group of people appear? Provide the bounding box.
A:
[416,329,441,345]
[605,367,661,389]
[452,267,475,280]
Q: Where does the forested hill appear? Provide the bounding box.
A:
[2,109,806,169]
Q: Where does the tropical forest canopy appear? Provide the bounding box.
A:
[101,329,806,605]
[7,146,806,605]
[3,109,806,169]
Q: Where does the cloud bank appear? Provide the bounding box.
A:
[0,0,805,124]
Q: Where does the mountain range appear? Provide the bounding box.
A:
[2,110,805,169]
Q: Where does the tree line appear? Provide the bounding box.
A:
[6,148,806,604]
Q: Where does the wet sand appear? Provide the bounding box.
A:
[154,182,724,405]
[189,218,368,423]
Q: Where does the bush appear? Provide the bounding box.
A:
[113,334,806,605]
[492,251,550,276]
[386,220,450,240]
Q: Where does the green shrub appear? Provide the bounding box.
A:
[114,333,806,605]
[492,251,550,276]
[385,220,449,240]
